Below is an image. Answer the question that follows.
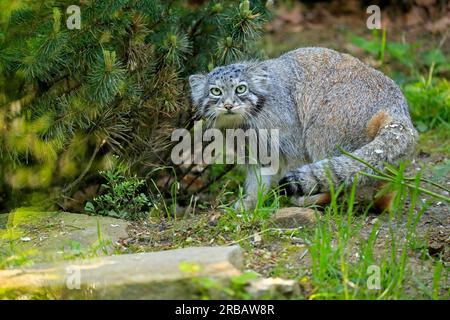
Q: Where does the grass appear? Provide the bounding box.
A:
[118,152,449,300]
[304,170,434,299]
[1,140,448,299]
[235,163,447,299]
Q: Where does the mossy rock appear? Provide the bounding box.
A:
[0,208,128,264]
[0,246,244,299]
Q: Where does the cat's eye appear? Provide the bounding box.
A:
[210,87,222,96]
[235,84,247,94]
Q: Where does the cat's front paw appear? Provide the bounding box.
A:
[278,172,304,197]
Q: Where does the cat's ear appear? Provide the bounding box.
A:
[246,63,270,92]
[189,74,207,106]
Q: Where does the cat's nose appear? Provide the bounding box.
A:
[224,104,234,110]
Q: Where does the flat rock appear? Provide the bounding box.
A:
[0,246,244,299]
[271,207,317,228]
[0,208,128,262]
[247,277,300,299]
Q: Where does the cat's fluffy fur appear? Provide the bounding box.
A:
[189,47,418,210]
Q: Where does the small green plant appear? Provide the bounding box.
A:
[351,32,449,132]
[84,166,154,220]
[187,271,261,300]
[403,77,450,132]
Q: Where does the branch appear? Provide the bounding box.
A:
[62,142,102,194]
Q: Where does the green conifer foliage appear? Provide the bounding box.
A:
[0,0,270,210]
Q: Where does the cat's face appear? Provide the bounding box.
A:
[189,63,269,127]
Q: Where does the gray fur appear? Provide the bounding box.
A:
[189,47,418,210]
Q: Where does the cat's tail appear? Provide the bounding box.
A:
[279,116,418,207]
